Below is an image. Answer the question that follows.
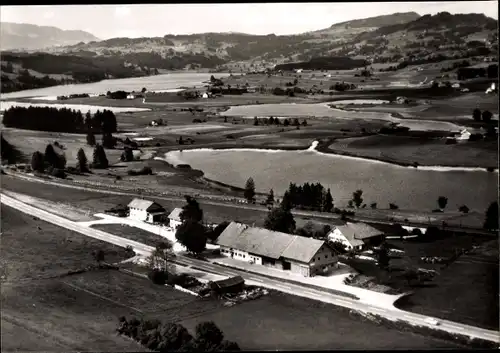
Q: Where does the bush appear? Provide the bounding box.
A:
[389,203,399,210]
[127,166,153,176]
[50,168,66,179]
[147,269,168,285]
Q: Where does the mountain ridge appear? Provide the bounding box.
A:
[1,22,100,51]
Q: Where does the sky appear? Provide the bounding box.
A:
[1,2,498,39]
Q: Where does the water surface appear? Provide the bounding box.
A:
[163,148,497,211]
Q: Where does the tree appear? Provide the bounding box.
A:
[266,189,274,205]
[76,148,89,173]
[121,147,134,162]
[352,189,363,208]
[376,242,390,269]
[482,110,493,123]
[31,151,45,173]
[437,196,448,210]
[370,202,377,209]
[86,132,96,146]
[1,134,24,165]
[175,220,207,254]
[280,190,293,211]
[484,201,499,230]
[244,177,256,203]
[93,249,105,266]
[180,196,203,223]
[147,241,175,273]
[473,108,481,121]
[141,87,147,93]
[322,188,334,212]
[92,144,109,169]
[44,144,61,169]
[264,206,296,234]
[102,133,116,149]
[207,221,229,242]
[195,321,224,347]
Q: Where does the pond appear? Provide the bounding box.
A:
[0,72,229,100]
[162,147,497,212]
[0,101,151,114]
[220,103,463,132]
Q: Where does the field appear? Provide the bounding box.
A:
[92,223,167,248]
[395,239,499,330]
[327,134,498,168]
[1,203,470,350]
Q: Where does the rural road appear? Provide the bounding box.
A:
[3,172,496,237]
[1,192,499,344]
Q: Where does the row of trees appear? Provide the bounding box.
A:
[30,143,109,176]
[472,108,494,123]
[117,317,239,352]
[2,106,117,134]
[281,182,334,212]
[252,116,308,127]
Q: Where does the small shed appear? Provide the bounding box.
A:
[168,208,183,230]
[210,275,245,295]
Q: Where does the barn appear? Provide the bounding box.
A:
[127,198,167,223]
[216,222,339,277]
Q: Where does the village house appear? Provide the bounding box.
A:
[128,198,167,223]
[216,222,339,277]
[327,222,385,251]
[168,208,183,230]
[455,127,485,141]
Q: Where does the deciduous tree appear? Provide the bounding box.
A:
[264,206,296,234]
[31,151,45,172]
[437,196,448,210]
[180,196,203,223]
[175,220,207,254]
[472,108,481,121]
[352,189,363,208]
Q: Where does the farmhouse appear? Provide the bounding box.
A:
[327,222,384,251]
[128,198,167,223]
[216,222,339,277]
[168,208,183,230]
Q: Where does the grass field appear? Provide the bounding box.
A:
[395,239,499,330]
[328,134,498,168]
[92,223,167,248]
[1,203,467,350]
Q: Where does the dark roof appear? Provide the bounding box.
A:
[216,222,327,262]
[212,275,245,289]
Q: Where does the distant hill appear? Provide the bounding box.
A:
[0,22,100,51]
[1,12,497,92]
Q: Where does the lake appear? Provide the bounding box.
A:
[221,103,463,132]
[163,148,498,212]
[0,72,230,100]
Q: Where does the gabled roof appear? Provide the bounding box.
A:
[168,208,183,221]
[216,222,328,263]
[331,222,384,246]
[128,198,165,212]
[212,275,245,289]
[281,236,325,263]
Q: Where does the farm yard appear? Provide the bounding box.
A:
[1,204,467,351]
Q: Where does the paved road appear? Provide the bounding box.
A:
[2,192,498,344]
[3,172,496,237]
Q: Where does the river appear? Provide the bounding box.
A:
[162,145,498,212]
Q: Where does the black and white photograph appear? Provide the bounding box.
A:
[0,1,499,351]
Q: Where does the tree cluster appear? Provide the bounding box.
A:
[296,222,332,239]
[176,196,207,254]
[117,317,240,352]
[253,116,306,127]
[472,108,494,123]
[329,82,357,92]
[2,106,117,134]
[283,182,334,212]
[1,134,25,165]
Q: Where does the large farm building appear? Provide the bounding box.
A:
[216,222,339,277]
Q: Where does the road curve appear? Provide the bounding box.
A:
[1,192,498,344]
[3,172,496,237]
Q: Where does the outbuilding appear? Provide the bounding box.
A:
[327,222,385,251]
[168,208,183,230]
[128,198,167,223]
